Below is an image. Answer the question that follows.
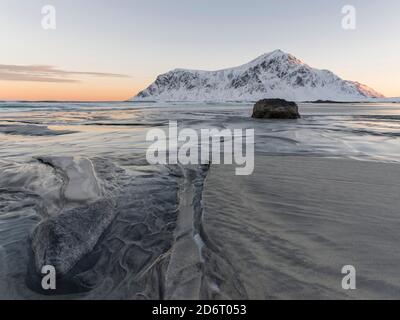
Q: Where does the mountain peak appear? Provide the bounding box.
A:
[264,49,288,58]
[132,51,384,102]
[249,49,304,67]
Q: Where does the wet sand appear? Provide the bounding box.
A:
[202,156,400,299]
[1,102,400,299]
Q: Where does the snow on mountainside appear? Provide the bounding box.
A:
[131,50,385,102]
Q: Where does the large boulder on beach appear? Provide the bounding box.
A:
[252,99,300,119]
[27,198,116,294]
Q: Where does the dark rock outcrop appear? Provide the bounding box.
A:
[252,99,301,119]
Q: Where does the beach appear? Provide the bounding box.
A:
[202,156,400,299]
[0,102,399,299]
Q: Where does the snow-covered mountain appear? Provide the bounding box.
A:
[131,50,384,102]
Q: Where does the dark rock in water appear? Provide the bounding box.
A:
[26,199,116,294]
[252,99,300,119]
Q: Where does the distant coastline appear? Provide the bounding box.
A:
[0,98,399,104]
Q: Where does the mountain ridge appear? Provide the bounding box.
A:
[131,50,384,102]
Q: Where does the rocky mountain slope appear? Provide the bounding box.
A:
[131,50,384,102]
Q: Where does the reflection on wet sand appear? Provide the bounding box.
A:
[0,101,400,299]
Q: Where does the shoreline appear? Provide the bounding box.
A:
[1,100,400,104]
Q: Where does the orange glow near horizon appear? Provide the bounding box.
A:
[0,78,398,101]
[0,80,148,101]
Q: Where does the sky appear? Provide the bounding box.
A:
[0,0,399,101]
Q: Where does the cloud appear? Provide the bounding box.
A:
[0,64,130,83]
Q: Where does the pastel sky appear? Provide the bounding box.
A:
[1,0,399,101]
